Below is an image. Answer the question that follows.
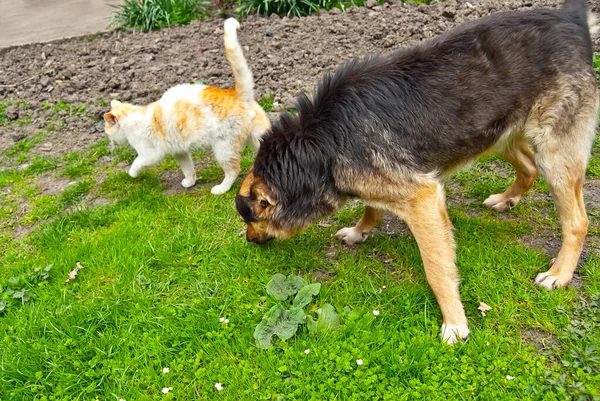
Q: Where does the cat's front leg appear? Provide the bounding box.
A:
[128,154,163,178]
[174,152,197,188]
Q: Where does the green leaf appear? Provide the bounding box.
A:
[286,275,309,295]
[265,274,289,301]
[307,303,341,334]
[265,274,308,301]
[0,300,6,312]
[254,304,306,349]
[293,283,321,309]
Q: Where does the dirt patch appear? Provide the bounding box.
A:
[521,327,559,352]
[376,213,411,238]
[36,175,72,195]
[1,0,599,160]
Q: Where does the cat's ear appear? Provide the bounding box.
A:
[110,100,122,108]
[104,112,118,127]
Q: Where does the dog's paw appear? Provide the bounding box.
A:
[534,270,571,290]
[441,323,470,345]
[335,227,368,245]
[181,177,196,188]
[128,168,140,178]
[211,184,229,195]
[483,193,520,212]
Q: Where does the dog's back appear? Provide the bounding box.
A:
[295,2,597,176]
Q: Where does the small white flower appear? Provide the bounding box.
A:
[215,383,223,391]
[224,318,229,324]
[382,285,386,289]
[373,310,380,316]
[162,367,169,374]
[506,375,515,380]
[161,387,173,394]
[304,349,310,354]
[356,359,363,366]
[119,399,126,401]
[219,317,226,322]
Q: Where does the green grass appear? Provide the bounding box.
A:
[0,133,599,400]
[1,76,600,399]
[109,0,210,31]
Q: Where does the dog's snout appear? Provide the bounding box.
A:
[246,231,274,245]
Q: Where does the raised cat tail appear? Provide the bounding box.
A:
[223,18,254,104]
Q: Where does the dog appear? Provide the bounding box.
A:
[236,0,599,344]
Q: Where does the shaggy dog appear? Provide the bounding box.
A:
[236,0,599,343]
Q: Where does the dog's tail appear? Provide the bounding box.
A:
[223,18,254,104]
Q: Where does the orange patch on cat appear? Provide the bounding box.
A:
[150,103,167,139]
[174,99,203,139]
[110,103,139,120]
[201,86,244,119]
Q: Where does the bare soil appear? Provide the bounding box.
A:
[1,0,599,160]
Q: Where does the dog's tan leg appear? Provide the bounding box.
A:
[534,173,588,289]
[336,206,384,245]
[531,86,598,289]
[484,136,537,212]
[397,182,469,344]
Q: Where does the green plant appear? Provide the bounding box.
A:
[237,0,336,17]
[254,274,322,348]
[0,266,52,314]
[594,54,600,86]
[254,274,351,348]
[109,0,210,31]
[258,94,275,112]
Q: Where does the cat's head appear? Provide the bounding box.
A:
[103,100,134,146]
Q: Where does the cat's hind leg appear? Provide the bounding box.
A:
[174,152,197,188]
[211,140,241,195]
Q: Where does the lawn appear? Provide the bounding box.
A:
[1,70,600,400]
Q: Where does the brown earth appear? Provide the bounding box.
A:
[1,0,599,161]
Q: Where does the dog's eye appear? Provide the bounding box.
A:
[260,200,269,209]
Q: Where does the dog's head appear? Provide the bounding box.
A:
[236,111,345,245]
[235,169,290,244]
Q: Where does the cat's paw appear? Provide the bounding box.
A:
[128,168,140,178]
[181,177,196,188]
[211,184,230,195]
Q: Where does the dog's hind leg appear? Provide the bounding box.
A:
[336,206,384,245]
[530,84,598,289]
[484,136,538,212]
[394,182,469,344]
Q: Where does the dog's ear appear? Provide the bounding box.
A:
[110,99,122,108]
[253,181,278,210]
[104,112,118,127]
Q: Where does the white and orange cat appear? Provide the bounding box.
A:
[103,18,270,194]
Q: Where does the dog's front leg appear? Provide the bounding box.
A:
[398,182,469,344]
[336,206,384,245]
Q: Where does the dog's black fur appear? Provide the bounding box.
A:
[244,1,596,234]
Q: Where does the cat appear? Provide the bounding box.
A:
[103,18,270,194]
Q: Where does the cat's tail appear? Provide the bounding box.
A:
[224,18,254,104]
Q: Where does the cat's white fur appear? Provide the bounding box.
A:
[104,18,270,194]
